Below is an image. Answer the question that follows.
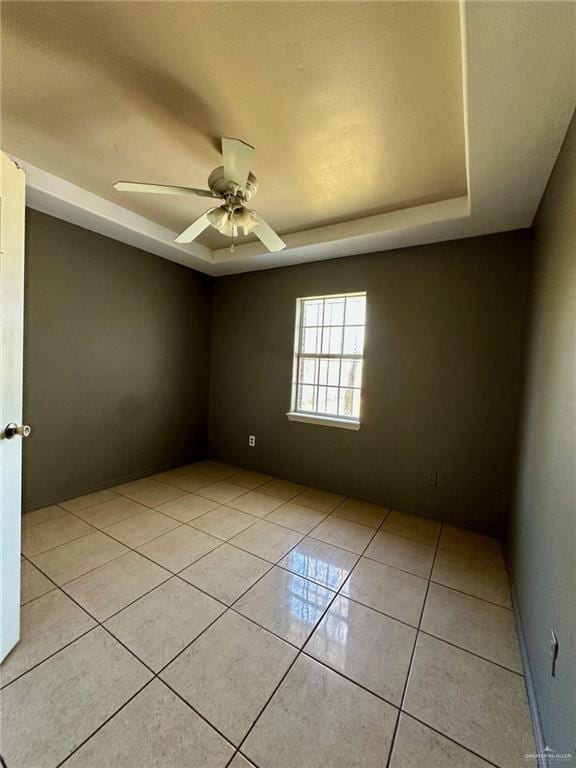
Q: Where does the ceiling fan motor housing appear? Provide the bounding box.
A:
[208,166,258,201]
[113,137,285,251]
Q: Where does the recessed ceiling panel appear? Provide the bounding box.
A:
[1,1,467,249]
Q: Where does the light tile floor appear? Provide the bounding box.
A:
[1,460,536,768]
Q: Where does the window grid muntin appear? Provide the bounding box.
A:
[293,293,366,421]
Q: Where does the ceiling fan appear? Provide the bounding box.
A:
[113,138,286,253]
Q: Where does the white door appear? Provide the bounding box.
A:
[0,152,27,661]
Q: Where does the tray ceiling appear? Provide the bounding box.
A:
[2,2,574,275]
[1,1,466,250]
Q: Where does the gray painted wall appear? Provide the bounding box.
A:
[209,231,532,536]
[509,113,576,756]
[23,209,213,510]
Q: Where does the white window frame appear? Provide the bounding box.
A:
[287,292,366,430]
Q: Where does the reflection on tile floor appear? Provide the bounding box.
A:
[2,460,535,768]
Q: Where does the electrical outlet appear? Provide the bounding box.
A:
[248,435,256,447]
[550,629,559,677]
[427,471,438,487]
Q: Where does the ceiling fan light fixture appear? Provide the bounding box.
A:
[234,206,258,235]
[207,205,258,238]
[114,137,286,252]
[207,205,228,230]
[219,217,238,238]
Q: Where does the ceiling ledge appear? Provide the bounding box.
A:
[15,154,471,277]
[212,196,470,264]
[14,157,213,270]
[12,0,576,278]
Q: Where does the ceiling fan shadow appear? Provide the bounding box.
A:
[2,2,223,157]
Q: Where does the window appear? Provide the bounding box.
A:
[288,292,366,429]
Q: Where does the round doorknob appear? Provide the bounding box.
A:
[4,423,32,439]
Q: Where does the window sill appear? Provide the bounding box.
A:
[286,412,361,431]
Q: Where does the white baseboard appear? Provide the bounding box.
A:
[507,553,550,768]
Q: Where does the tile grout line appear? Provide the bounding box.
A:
[433,545,508,571]
[228,497,390,766]
[384,521,444,768]
[24,465,261,533]
[30,549,133,592]
[53,678,156,768]
[157,536,317,676]
[426,578,514,611]
[17,498,340,691]
[23,488,500,649]
[28,464,320,538]
[362,524,507,571]
[26,490,509,595]
[160,498,358,676]
[8,605,505,768]
[19,589,58,608]
[31,469,506,565]
[18,467,516,768]
[11,568,413,698]
[26,514,304,648]
[23,554,183,631]
[22,459,229,517]
[49,490,340,766]
[22,495,515,672]
[227,501,389,765]
[227,656,510,768]
[68,616,246,767]
[17,563,245,766]
[53,501,273,588]
[132,546,306,738]
[66,612,245,766]
[21,514,515,694]
[14,554,172,675]
[385,711,504,768]
[56,478,316,565]
[29,476,371,563]
[355,550,433,580]
[170,490,369,587]
[7,561,161,692]
[151,471,311,508]
[297,647,405,712]
[25,478,337,530]
[13,473,366,764]
[415,628,524,677]
[220,500,362,768]
[183,504,291,542]
[1,623,98,691]
[300,636,522,748]
[33,562,510,762]
[19,554,190,660]
[22,528,101,559]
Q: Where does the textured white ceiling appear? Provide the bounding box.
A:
[4,1,575,275]
[2,1,466,249]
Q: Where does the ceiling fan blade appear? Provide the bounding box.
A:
[114,181,217,198]
[221,138,254,189]
[175,210,214,243]
[252,212,286,252]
